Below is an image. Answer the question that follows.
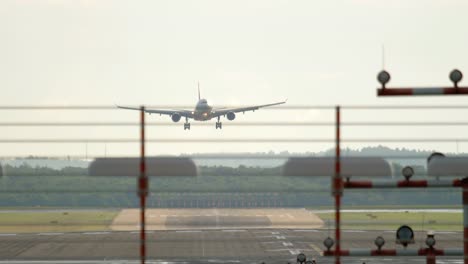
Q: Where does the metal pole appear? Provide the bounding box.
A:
[426,248,436,264]
[139,106,148,264]
[463,178,468,264]
[334,106,342,264]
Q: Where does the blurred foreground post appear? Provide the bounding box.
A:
[463,178,468,264]
[334,106,342,264]
[139,106,148,264]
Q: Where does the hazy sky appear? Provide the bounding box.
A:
[1,0,468,157]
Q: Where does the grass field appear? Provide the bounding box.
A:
[0,210,119,233]
[316,211,462,231]
[0,209,463,233]
[308,205,461,210]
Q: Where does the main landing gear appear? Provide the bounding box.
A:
[215,116,222,129]
[184,117,191,130]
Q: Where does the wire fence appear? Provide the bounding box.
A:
[0,104,467,262]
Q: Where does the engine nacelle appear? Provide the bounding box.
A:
[171,113,181,122]
[227,111,236,121]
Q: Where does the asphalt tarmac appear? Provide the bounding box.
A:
[0,228,462,264]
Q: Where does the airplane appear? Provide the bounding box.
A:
[117,84,286,130]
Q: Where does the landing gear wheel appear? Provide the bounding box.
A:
[184,123,191,130]
[215,122,222,129]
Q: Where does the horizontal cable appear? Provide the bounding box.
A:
[0,189,329,193]
[0,189,460,193]
[0,155,451,159]
[342,105,468,109]
[1,105,468,110]
[1,121,468,127]
[0,138,467,143]
[0,221,460,226]
[0,105,331,110]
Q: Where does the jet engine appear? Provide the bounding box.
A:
[171,113,181,122]
[227,111,236,121]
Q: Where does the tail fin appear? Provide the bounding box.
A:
[198,82,201,100]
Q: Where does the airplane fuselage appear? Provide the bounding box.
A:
[193,99,213,121]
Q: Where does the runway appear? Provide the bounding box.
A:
[0,208,463,263]
[0,228,462,264]
[110,208,324,230]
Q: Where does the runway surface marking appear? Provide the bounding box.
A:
[110,208,323,231]
[288,249,302,255]
[0,229,463,263]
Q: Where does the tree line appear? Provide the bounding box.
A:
[0,163,458,208]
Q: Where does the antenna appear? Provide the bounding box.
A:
[198,82,201,100]
[382,44,386,70]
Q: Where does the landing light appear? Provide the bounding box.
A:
[297,253,307,264]
[375,236,385,250]
[426,230,436,248]
[449,69,463,86]
[323,237,334,250]
[402,166,414,180]
[377,70,391,87]
[396,225,414,247]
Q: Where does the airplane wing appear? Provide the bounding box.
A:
[211,101,286,117]
[116,105,194,118]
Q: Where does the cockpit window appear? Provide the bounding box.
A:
[200,99,207,104]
